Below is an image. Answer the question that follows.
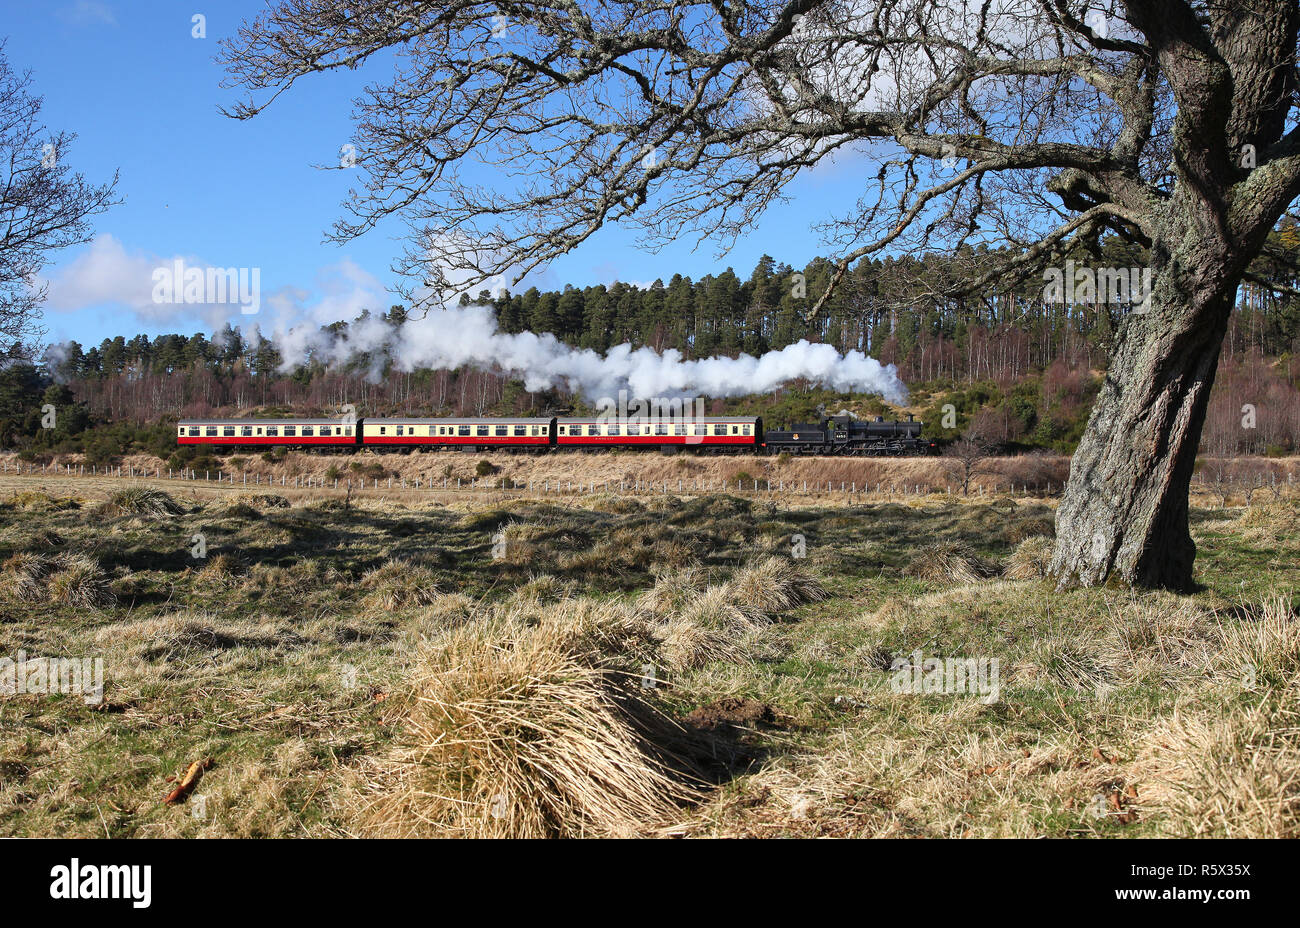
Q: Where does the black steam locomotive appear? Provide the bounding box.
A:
[764,414,934,456]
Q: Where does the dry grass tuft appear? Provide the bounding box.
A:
[656,598,756,670]
[904,541,998,584]
[97,487,185,517]
[2,551,55,602]
[359,559,442,611]
[3,491,80,512]
[353,601,698,837]
[1212,596,1300,689]
[229,493,291,510]
[633,559,825,670]
[45,553,116,609]
[1004,536,1055,580]
[1138,598,1300,841]
[635,566,710,616]
[195,553,246,585]
[2,551,115,608]
[724,556,828,614]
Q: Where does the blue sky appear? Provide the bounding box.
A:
[7,0,867,349]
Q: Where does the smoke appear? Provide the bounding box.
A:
[269,303,908,404]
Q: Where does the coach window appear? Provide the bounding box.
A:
[714,424,726,436]
[396,425,404,437]
[513,426,525,437]
[256,428,264,436]
[242,426,253,437]
[302,426,314,437]
[477,425,489,437]
[285,426,297,437]
[206,427,217,437]
[223,426,235,437]
[266,427,278,437]
[731,426,739,435]
[674,423,686,436]
[188,427,199,437]
[742,425,751,435]
[320,426,331,437]
[656,422,668,436]
[496,425,509,437]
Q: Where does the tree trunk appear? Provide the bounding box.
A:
[1050,228,1241,591]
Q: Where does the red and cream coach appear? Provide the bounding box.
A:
[555,416,761,451]
[360,417,552,450]
[177,418,358,447]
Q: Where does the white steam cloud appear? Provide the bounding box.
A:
[270,304,907,403]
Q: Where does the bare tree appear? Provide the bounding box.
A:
[0,44,118,353]
[944,436,994,496]
[1231,458,1272,507]
[223,0,1300,590]
[1200,456,1232,508]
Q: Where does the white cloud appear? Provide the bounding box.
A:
[38,234,387,333]
[57,1,117,27]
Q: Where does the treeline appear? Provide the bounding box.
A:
[3,231,1299,459]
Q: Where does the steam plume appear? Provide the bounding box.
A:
[271,304,907,403]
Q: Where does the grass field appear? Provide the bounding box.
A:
[1,475,1297,838]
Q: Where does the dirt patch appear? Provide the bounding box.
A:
[683,697,777,732]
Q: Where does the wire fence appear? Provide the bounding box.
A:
[1,459,1295,503]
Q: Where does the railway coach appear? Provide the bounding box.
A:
[177,418,359,447]
[555,415,761,452]
[361,417,553,451]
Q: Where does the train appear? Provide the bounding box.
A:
[177,413,936,456]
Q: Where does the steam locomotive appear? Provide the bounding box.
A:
[176,413,935,456]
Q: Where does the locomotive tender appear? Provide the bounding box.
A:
[177,413,935,456]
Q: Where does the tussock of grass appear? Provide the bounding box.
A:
[98,487,185,517]
[359,559,443,612]
[46,552,117,609]
[634,559,825,670]
[903,541,998,584]
[2,552,55,602]
[635,567,710,616]
[195,553,245,585]
[1138,694,1300,838]
[229,493,290,510]
[3,491,80,512]
[725,556,828,613]
[1004,536,1054,580]
[1212,596,1300,689]
[657,598,756,670]
[240,560,341,597]
[510,573,577,603]
[353,601,697,837]
[2,551,115,608]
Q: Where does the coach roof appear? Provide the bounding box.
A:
[178,418,353,426]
